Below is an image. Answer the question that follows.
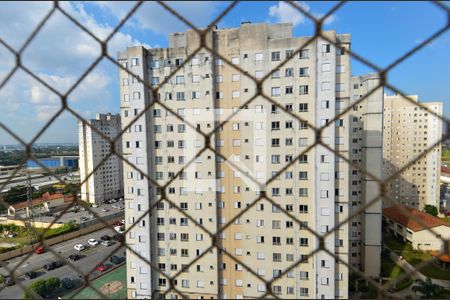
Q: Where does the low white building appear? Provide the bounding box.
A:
[78,113,123,204]
[383,205,450,251]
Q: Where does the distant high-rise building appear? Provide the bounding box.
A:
[350,74,384,278]
[119,22,382,299]
[78,113,123,204]
[383,94,442,209]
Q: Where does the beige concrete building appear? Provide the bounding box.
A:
[383,94,442,209]
[119,22,382,299]
[383,205,450,251]
[78,113,123,204]
[349,74,383,277]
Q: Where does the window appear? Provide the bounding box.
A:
[299,85,308,95]
[176,92,185,101]
[285,86,293,94]
[299,67,309,77]
[285,49,293,58]
[271,69,281,78]
[336,65,345,73]
[192,74,200,83]
[133,91,140,100]
[321,81,331,91]
[322,44,331,53]
[321,63,331,72]
[299,205,308,213]
[271,87,281,96]
[285,68,293,77]
[271,51,281,61]
[192,91,200,99]
[176,75,185,84]
[232,74,240,82]
[300,238,309,246]
[231,57,240,64]
[255,53,263,61]
[131,58,139,66]
[299,49,309,59]
[232,90,240,98]
[299,103,308,112]
[321,100,330,109]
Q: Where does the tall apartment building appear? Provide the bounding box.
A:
[349,74,383,277]
[119,22,381,299]
[78,113,123,204]
[383,94,442,209]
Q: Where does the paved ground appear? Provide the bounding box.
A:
[0,227,125,299]
[65,265,126,299]
[15,199,124,226]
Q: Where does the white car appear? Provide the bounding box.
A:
[92,204,99,208]
[114,226,125,234]
[88,238,99,246]
[101,240,112,247]
[110,199,118,203]
[74,244,85,251]
[112,204,119,209]
[101,208,109,212]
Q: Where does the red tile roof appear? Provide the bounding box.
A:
[431,251,450,263]
[383,205,450,232]
[10,193,74,210]
[442,166,450,175]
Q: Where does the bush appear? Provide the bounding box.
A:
[423,205,438,217]
[43,221,79,239]
[24,277,60,299]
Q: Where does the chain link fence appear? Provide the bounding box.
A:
[0,1,449,299]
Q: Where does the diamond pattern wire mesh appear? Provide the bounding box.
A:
[0,1,448,299]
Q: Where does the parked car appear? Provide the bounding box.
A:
[7,233,16,238]
[110,255,126,265]
[95,263,111,272]
[61,277,75,290]
[101,208,109,212]
[88,238,99,246]
[111,234,123,242]
[74,244,85,251]
[101,240,112,247]
[100,235,111,241]
[34,246,45,254]
[68,254,83,261]
[24,271,38,280]
[92,204,99,208]
[112,204,119,209]
[80,216,89,222]
[2,276,15,287]
[114,226,125,234]
[43,261,63,271]
[110,199,118,203]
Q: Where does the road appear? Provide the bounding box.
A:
[0,227,125,299]
[1,171,79,193]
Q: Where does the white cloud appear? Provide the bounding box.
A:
[94,1,224,35]
[269,1,310,26]
[268,1,336,27]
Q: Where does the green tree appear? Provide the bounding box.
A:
[45,277,60,296]
[24,277,61,299]
[24,279,47,299]
[4,185,28,204]
[423,205,438,217]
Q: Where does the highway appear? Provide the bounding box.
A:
[0,227,125,299]
[0,172,79,193]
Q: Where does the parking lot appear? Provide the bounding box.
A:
[0,227,125,299]
[15,199,125,226]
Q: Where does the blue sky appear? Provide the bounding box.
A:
[0,1,448,144]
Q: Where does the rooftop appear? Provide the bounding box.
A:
[383,205,450,232]
[10,192,74,210]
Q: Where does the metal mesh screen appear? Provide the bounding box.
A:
[0,1,449,299]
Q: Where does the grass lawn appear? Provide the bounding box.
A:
[442,148,450,164]
[381,257,413,291]
[383,234,450,281]
[64,265,126,299]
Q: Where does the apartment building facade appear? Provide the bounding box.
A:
[383,94,442,209]
[78,113,123,204]
[349,74,383,277]
[119,22,380,299]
